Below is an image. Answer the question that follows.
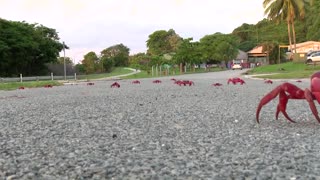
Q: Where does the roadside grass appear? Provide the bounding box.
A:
[245,62,320,79]
[122,67,224,79]
[77,67,132,80]
[0,67,224,90]
[0,81,62,91]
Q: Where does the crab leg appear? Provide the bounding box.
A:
[275,91,296,123]
[256,83,304,123]
[256,86,282,123]
[304,89,320,123]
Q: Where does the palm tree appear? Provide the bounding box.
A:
[263,0,305,56]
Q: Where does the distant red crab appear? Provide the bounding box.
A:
[227,77,245,85]
[296,80,302,83]
[264,80,273,84]
[18,86,25,90]
[212,83,223,86]
[111,82,120,88]
[170,78,177,81]
[175,80,194,86]
[132,80,140,84]
[153,80,162,84]
[44,84,53,88]
[256,71,320,123]
[87,82,94,85]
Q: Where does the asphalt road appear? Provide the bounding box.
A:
[1,68,320,179]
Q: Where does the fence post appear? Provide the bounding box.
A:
[159,66,162,76]
[74,73,77,81]
[20,74,22,82]
[51,73,53,81]
[156,65,158,76]
[152,66,154,77]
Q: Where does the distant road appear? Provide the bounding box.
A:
[154,69,249,80]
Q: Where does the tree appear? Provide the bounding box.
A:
[146,29,182,56]
[101,44,130,67]
[173,38,203,72]
[305,0,320,40]
[81,51,98,74]
[57,57,73,65]
[199,33,239,62]
[75,63,86,74]
[129,53,151,70]
[263,0,305,54]
[0,18,65,76]
[100,56,114,73]
[261,42,280,64]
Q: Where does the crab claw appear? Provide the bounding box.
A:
[305,89,320,123]
[256,83,300,123]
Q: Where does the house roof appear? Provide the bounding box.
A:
[247,46,266,54]
[290,41,320,49]
[247,46,267,57]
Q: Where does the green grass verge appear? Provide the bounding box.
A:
[78,67,133,80]
[245,62,320,79]
[0,81,62,91]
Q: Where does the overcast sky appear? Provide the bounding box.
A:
[0,0,265,63]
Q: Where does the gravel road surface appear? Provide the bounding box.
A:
[1,69,320,179]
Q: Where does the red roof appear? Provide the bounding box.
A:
[248,46,265,54]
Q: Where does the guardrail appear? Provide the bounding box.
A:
[0,73,79,83]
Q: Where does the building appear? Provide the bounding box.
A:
[289,41,320,53]
[247,46,268,65]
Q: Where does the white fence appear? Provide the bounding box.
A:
[0,73,80,83]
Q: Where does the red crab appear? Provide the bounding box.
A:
[170,78,177,81]
[44,84,53,88]
[111,82,120,88]
[153,80,162,84]
[296,80,302,83]
[264,80,273,84]
[132,80,140,84]
[227,77,245,85]
[18,86,25,90]
[175,80,194,86]
[212,83,223,86]
[256,71,320,123]
[87,82,94,85]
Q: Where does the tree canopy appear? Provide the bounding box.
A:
[101,44,130,67]
[81,51,99,74]
[173,38,202,65]
[263,0,306,53]
[0,18,65,76]
[199,33,239,62]
[146,29,182,56]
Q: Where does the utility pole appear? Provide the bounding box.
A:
[63,41,66,81]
